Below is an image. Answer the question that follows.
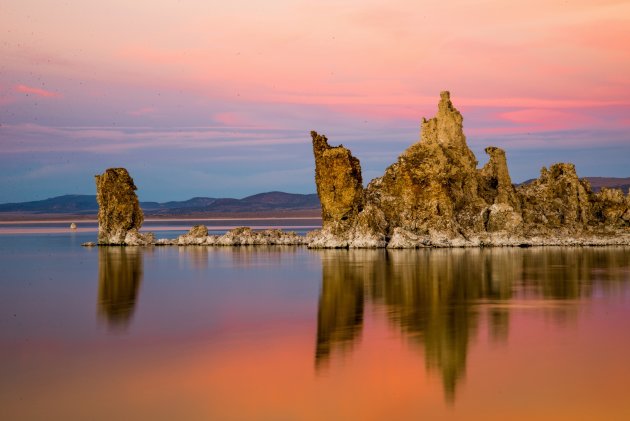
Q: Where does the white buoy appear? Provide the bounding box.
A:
[70,223,77,230]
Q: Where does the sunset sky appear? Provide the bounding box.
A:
[1,0,629,202]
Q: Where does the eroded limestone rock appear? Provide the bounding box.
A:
[366,91,486,239]
[309,131,385,247]
[592,188,630,226]
[95,168,152,245]
[311,131,364,233]
[518,163,592,230]
[308,92,630,248]
[478,147,519,209]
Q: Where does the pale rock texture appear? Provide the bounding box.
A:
[214,227,305,246]
[95,168,152,245]
[124,229,155,246]
[156,226,307,246]
[176,224,209,245]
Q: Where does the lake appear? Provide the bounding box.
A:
[1,223,630,420]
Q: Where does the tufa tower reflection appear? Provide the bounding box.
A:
[97,247,143,331]
[314,247,630,403]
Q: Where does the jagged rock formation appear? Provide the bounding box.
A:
[592,188,630,227]
[478,147,520,209]
[518,163,592,230]
[89,93,629,249]
[92,168,306,247]
[310,92,630,248]
[312,131,364,229]
[370,91,487,238]
[95,168,153,245]
[309,131,386,247]
[478,146,522,233]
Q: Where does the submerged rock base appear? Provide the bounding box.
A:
[84,225,307,247]
[83,226,630,248]
[156,226,307,246]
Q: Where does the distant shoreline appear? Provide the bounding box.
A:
[0,211,323,223]
[0,217,322,224]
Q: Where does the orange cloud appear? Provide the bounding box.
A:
[15,84,61,98]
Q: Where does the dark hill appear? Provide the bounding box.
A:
[584,177,630,193]
[0,192,320,218]
[518,176,630,193]
[0,195,99,213]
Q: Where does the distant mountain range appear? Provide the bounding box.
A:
[0,191,321,219]
[1,177,628,220]
[518,177,630,192]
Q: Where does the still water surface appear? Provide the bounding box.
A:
[1,226,630,420]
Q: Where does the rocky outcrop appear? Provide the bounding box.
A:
[518,163,592,230]
[478,147,520,210]
[156,226,307,246]
[477,147,522,233]
[309,92,630,248]
[592,188,630,227]
[309,131,386,247]
[88,93,630,249]
[311,131,364,230]
[95,168,153,245]
[92,170,307,247]
[368,91,485,238]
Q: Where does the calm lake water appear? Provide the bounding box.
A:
[1,223,630,420]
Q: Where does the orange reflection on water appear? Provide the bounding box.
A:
[5,304,630,420]
[2,247,630,420]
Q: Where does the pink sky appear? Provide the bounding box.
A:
[0,0,629,201]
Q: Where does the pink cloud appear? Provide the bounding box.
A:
[260,93,630,109]
[497,109,598,131]
[14,84,61,98]
[127,107,156,116]
[213,111,262,127]
[214,112,245,126]
[0,124,306,155]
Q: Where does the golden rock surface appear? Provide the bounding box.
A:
[310,92,630,248]
[95,168,145,245]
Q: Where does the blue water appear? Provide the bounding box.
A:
[0,218,320,237]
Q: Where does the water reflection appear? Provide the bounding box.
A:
[98,247,143,330]
[176,245,303,270]
[315,247,630,403]
[315,251,366,369]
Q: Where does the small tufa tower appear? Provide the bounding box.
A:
[95,168,148,245]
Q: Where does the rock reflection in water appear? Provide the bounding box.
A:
[315,247,630,403]
[315,250,367,369]
[98,247,143,330]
